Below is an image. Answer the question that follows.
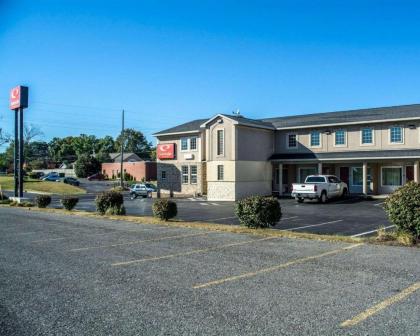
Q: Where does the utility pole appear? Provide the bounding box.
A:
[120,109,124,188]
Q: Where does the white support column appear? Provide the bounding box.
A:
[414,161,419,183]
[278,163,283,196]
[363,162,368,195]
[318,162,323,175]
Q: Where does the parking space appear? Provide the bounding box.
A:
[0,207,418,335]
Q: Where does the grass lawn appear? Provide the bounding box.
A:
[0,176,86,195]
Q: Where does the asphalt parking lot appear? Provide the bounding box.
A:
[0,207,418,335]
[47,194,391,237]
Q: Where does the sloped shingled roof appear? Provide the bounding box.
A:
[153,119,208,136]
[154,104,420,136]
[261,104,420,129]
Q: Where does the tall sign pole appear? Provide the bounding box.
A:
[18,107,24,197]
[120,109,125,188]
[9,86,29,199]
[13,108,18,197]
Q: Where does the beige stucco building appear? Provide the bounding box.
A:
[154,104,420,201]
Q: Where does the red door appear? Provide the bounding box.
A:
[406,166,414,182]
[340,167,349,186]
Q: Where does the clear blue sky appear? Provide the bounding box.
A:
[2,0,420,151]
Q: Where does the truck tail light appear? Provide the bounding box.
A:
[314,185,318,192]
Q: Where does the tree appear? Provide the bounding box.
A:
[73,134,99,156]
[48,137,77,163]
[0,128,11,147]
[24,124,43,142]
[115,128,153,159]
[74,154,101,178]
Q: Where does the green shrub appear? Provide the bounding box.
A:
[235,196,282,228]
[105,205,126,216]
[95,190,124,215]
[384,181,420,239]
[20,201,34,207]
[0,199,11,205]
[61,197,79,211]
[152,199,177,221]
[35,195,51,208]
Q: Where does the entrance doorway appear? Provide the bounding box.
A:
[406,165,414,182]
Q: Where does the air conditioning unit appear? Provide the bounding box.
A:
[184,153,194,160]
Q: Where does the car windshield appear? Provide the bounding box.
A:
[305,176,326,183]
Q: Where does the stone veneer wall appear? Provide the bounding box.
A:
[157,162,204,196]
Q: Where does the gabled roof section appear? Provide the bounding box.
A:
[261,104,420,129]
[200,114,275,130]
[153,118,208,136]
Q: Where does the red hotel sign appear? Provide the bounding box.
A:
[9,86,29,110]
[157,143,175,159]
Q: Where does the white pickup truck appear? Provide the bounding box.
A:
[291,175,348,203]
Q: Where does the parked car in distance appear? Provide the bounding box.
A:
[142,183,157,192]
[129,184,152,199]
[63,177,80,186]
[87,173,104,181]
[291,175,348,203]
[42,175,61,182]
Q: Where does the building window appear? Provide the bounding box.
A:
[190,165,197,184]
[181,138,189,151]
[310,131,321,147]
[382,167,402,186]
[287,133,297,148]
[390,126,403,144]
[190,137,197,151]
[181,166,189,184]
[217,130,224,156]
[335,130,346,146]
[161,170,166,180]
[361,128,373,145]
[217,165,224,181]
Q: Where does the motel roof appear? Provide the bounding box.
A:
[154,103,420,136]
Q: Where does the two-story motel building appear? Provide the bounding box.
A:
[154,104,420,201]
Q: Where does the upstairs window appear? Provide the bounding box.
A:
[190,137,197,150]
[287,134,297,148]
[217,130,224,156]
[181,138,189,151]
[335,130,346,146]
[390,126,403,144]
[161,170,166,180]
[310,131,321,147]
[361,128,373,145]
[180,137,198,151]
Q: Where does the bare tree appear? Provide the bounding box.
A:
[24,124,44,142]
[0,128,11,146]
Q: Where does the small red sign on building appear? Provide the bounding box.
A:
[9,86,29,110]
[157,143,175,159]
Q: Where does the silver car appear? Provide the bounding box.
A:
[129,184,151,199]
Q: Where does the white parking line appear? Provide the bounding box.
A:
[210,203,219,206]
[200,203,210,206]
[351,225,396,237]
[373,202,385,206]
[284,220,343,231]
[281,216,298,220]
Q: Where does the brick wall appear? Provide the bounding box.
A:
[101,162,157,181]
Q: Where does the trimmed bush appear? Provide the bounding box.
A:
[95,190,124,215]
[61,197,79,211]
[235,196,282,228]
[384,181,420,239]
[152,199,177,221]
[35,195,51,208]
[105,205,126,216]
